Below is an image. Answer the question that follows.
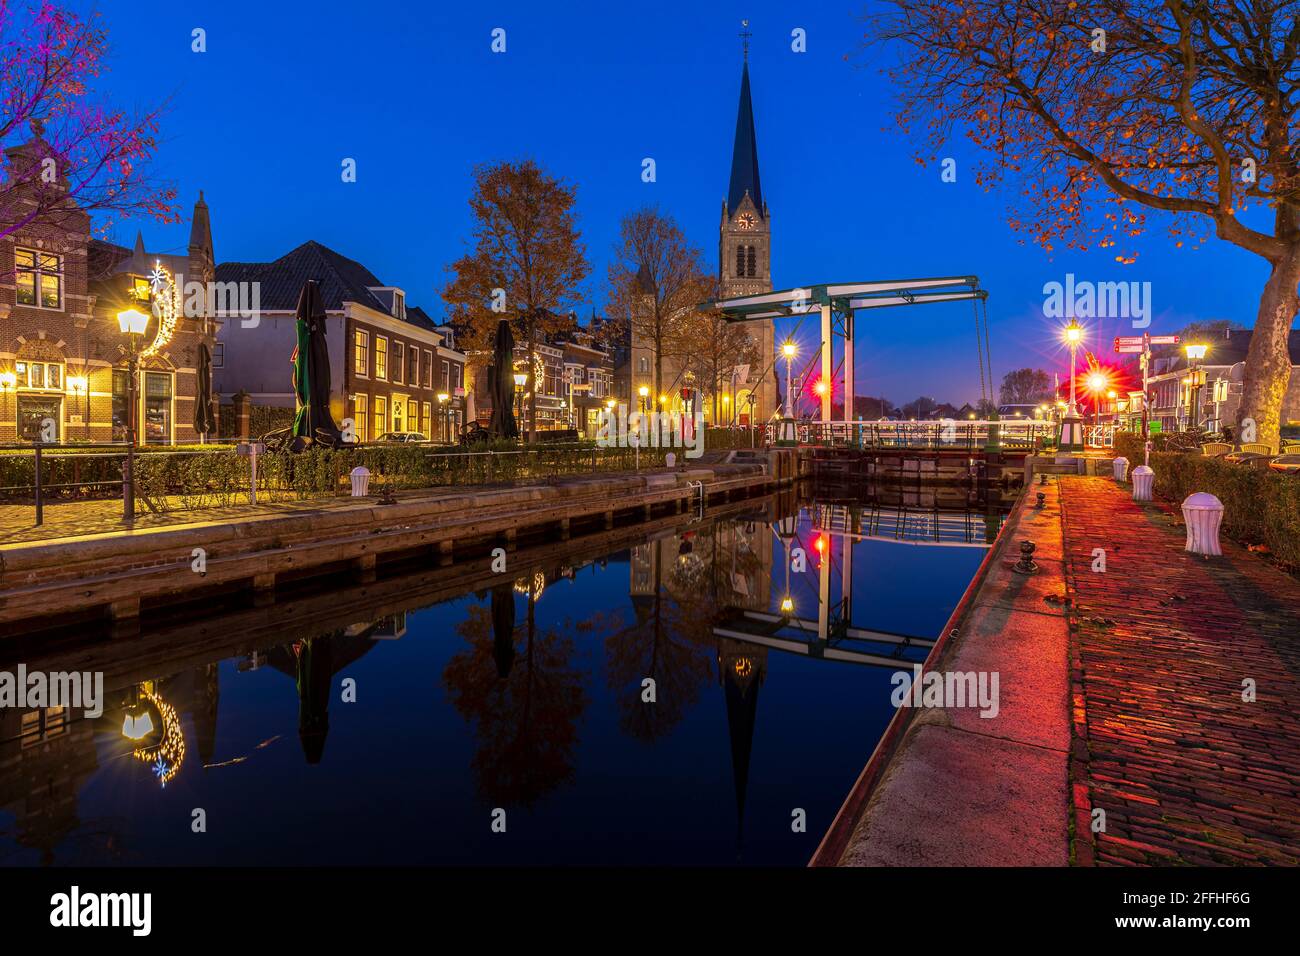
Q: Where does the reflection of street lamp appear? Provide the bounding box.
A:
[117,308,149,523]
[1184,343,1208,429]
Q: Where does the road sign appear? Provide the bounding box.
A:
[1116,344,1145,354]
[1148,335,1180,345]
[1114,336,1145,346]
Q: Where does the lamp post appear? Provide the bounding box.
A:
[1058,320,1085,453]
[118,308,149,523]
[638,385,649,415]
[68,375,88,438]
[1184,343,1208,430]
[1087,372,1107,433]
[513,371,527,434]
[437,392,450,444]
[0,371,14,440]
[777,340,797,446]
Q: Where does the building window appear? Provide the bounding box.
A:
[735,245,745,278]
[393,341,405,384]
[212,343,225,368]
[353,394,368,442]
[393,291,405,319]
[112,368,128,441]
[393,398,404,432]
[746,246,757,277]
[422,401,432,438]
[638,356,649,373]
[15,360,62,390]
[15,248,62,309]
[453,364,462,391]
[441,360,450,391]
[374,336,388,380]
[17,394,61,441]
[143,371,173,444]
[374,395,387,438]
[409,347,418,387]
[422,350,432,388]
[355,330,369,378]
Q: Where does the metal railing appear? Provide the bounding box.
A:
[765,419,1055,451]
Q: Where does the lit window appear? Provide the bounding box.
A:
[355,330,369,377]
[375,336,388,380]
[15,248,62,309]
[353,394,368,442]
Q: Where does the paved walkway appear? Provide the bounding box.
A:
[1060,476,1300,865]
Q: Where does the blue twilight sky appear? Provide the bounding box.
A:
[80,0,1277,405]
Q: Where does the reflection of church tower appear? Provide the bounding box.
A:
[719,33,776,423]
[191,663,220,767]
[717,637,767,851]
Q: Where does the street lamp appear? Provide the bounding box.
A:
[513,371,527,432]
[1058,319,1085,452]
[638,384,649,414]
[437,392,450,443]
[68,375,88,438]
[1184,343,1208,429]
[0,371,15,439]
[117,307,149,524]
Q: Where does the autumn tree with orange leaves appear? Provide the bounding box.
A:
[872,0,1300,448]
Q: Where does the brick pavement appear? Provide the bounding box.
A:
[1059,476,1300,865]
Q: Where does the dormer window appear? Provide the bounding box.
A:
[393,291,405,319]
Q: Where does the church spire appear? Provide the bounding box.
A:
[727,48,763,219]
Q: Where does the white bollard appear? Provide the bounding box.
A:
[1113,456,1129,482]
[665,452,676,469]
[1131,465,1154,501]
[350,465,371,497]
[1182,492,1224,556]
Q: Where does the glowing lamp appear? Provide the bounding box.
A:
[638,385,649,398]
[1064,321,1083,344]
[780,596,794,613]
[1087,373,1106,392]
[437,392,449,403]
[117,308,149,336]
[513,372,527,388]
[0,371,16,390]
[782,341,796,358]
[814,380,829,396]
[1185,343,1208,362]
[68,376,88,392]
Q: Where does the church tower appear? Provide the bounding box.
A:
[719,32,775,423]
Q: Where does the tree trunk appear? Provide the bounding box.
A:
[1241,250,1300,451]
[526,320,538,444]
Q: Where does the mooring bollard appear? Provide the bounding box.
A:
[1182,492,1224,556]
[1013,540,1038,574]
[1131,464,1154,501]
[350,466,371,497]
[665,451,676,469]
[1113,456,1129,482]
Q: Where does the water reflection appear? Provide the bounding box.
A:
[0,483,1012,866]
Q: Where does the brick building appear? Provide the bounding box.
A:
[0,132,217,444]
[214,241,466,442]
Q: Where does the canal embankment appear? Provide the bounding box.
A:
[813,471,1300,867]
[812,475,1073,866]
[0,460,787,633]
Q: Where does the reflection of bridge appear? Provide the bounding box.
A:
[714,608,934,668]
[813,502,1002,548]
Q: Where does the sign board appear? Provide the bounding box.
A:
[236,442,266,456]
[454,386,466,398]
[1116,344,1145,354]
[732,364,750,385]
[1114,336,1145,347]
[1148,335,1180,345]
[1148,421,1163,434]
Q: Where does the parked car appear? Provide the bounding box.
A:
[1268,454,1300,474]
[376,432,429,443]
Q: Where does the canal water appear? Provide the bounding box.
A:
[0,485,1011,866]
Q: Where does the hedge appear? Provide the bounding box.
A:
[1109,433,1300,569]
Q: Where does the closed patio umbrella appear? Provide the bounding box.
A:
[290,280,343,451]
[488,318,518,440]
[193,342,217,440]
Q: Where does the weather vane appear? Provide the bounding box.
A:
[740,19,751,61]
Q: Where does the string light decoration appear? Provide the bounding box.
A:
[138,259,180,359]
[131,687,186,788]
[512,570,546,600]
